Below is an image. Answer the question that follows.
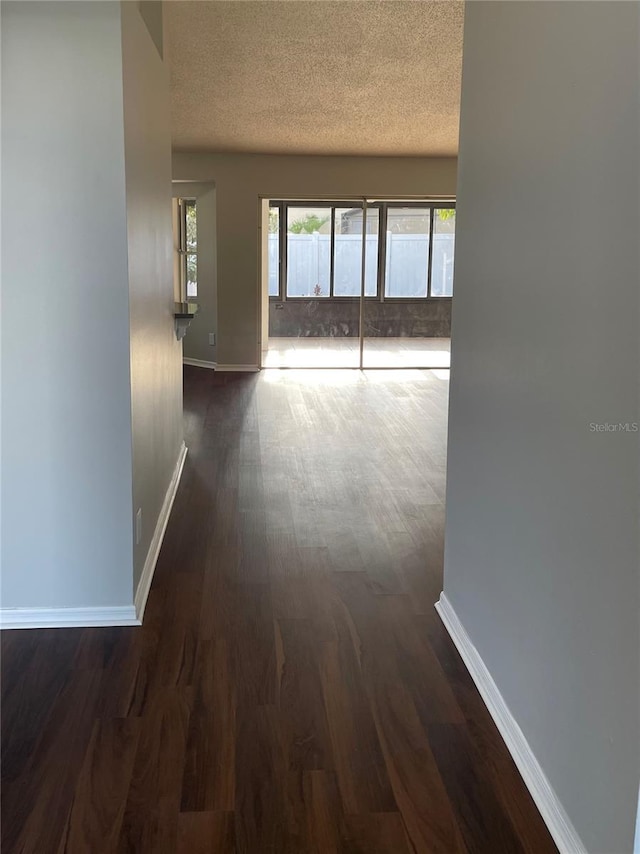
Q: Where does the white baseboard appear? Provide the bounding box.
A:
[182,358,259,373]
[134,441,188,622]
[0,605,139,630]
[435,592,587,854]
[215,363,259,372]
[183,357,216,370]
[0,442,188,631]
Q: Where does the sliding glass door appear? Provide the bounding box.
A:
[265,199,454,369]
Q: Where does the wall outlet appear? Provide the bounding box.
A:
[135,508,142,545]
[208,332,216,346]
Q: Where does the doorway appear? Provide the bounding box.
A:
[261,198,453,370]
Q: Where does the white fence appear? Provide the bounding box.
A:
[269,232,454,298]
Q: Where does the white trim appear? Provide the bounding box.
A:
[0,442,189,631]
[134,442,188,622]
[0,606,139,630]
[634,785,640,854]
[215,364,259,372]
[435,592,588,854]
[183,357,217,370]
[182,358,260,373]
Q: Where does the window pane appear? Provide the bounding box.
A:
[333,207,379,297]
[286,207,331,297]
[185,201,197,252]
[431,209,455,297]
[384,207,430,298]
[186,253,197,298]
[268,206,280,297]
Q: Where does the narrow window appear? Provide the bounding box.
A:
[184,200,197,299]
[177,198,197,300]
[431,209,456,297]
[268,205,281,297]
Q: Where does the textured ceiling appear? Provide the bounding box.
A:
[165,1,464,156]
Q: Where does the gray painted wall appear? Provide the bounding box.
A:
[443,3,639,852]
[1,1,134,608]
[1,1,184,610]
[122,2,184,592]
[172,152,457,366]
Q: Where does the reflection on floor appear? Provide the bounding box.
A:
[263,336,451,369]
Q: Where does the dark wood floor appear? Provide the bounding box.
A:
[1,367,557,854]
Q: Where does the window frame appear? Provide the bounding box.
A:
[331,203,381,299]
[267,202,284,300]
[429,206,457,299]
[383,201,433,300]
[269,199,455,302]
[177,197,197,300]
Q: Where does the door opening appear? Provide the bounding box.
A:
[261,197,453,370]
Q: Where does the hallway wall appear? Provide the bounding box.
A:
[443,3,640,852]
[1,1,134,610]
[1,1,184,619]
[172,152,457,367]
[122,2,184,593]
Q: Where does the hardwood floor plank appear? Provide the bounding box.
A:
[366,668,468,853]
[4,668,104,854]
[424,618,558,854]
[427,723,525,854]
[234,704,288,854]
[342,812,413,854]
[319,602,397,814]
[176,812,235,854]
[331,574,466,852]
[231,583,277,707]
[1,640,72,784]
[117,689,192,854]
[60,717,140,854]
[126,577,200,717]
[181,640,235,812]
[276,619,333,773]
[271,547,336,641]
[302,771,345,854]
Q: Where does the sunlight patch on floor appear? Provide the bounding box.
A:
[263,337,451,370]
